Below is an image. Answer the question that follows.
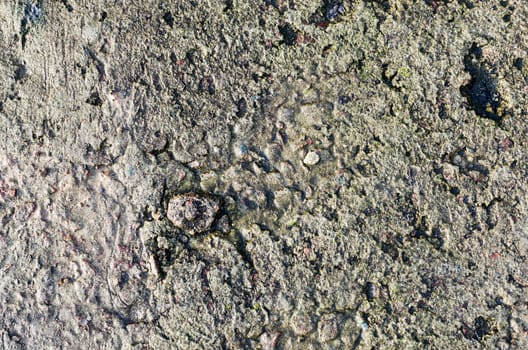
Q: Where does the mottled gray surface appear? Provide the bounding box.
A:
[0,0,527,349]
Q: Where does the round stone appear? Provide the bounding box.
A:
[167,193,219,234]
[303,151,320,166]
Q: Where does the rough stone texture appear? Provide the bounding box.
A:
[0,0,527,349]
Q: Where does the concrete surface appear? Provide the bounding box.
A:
[0,0,527,349]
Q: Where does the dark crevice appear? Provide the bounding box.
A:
[278,23,298,46]
[61,0,74,12]
[228,230,256,274]
[84,47,106,81]
[460,43,504,125]
[381,63,401,91]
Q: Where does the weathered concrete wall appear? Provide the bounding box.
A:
[0,0,527,348]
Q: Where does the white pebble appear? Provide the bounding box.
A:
[303,151,320,166]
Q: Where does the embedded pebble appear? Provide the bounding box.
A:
[290,310,315,336]
[199,171,218,192]
[167,193,219,234]
[318,314,339,342]
[303,151,320,166]
[273,188,292,210]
